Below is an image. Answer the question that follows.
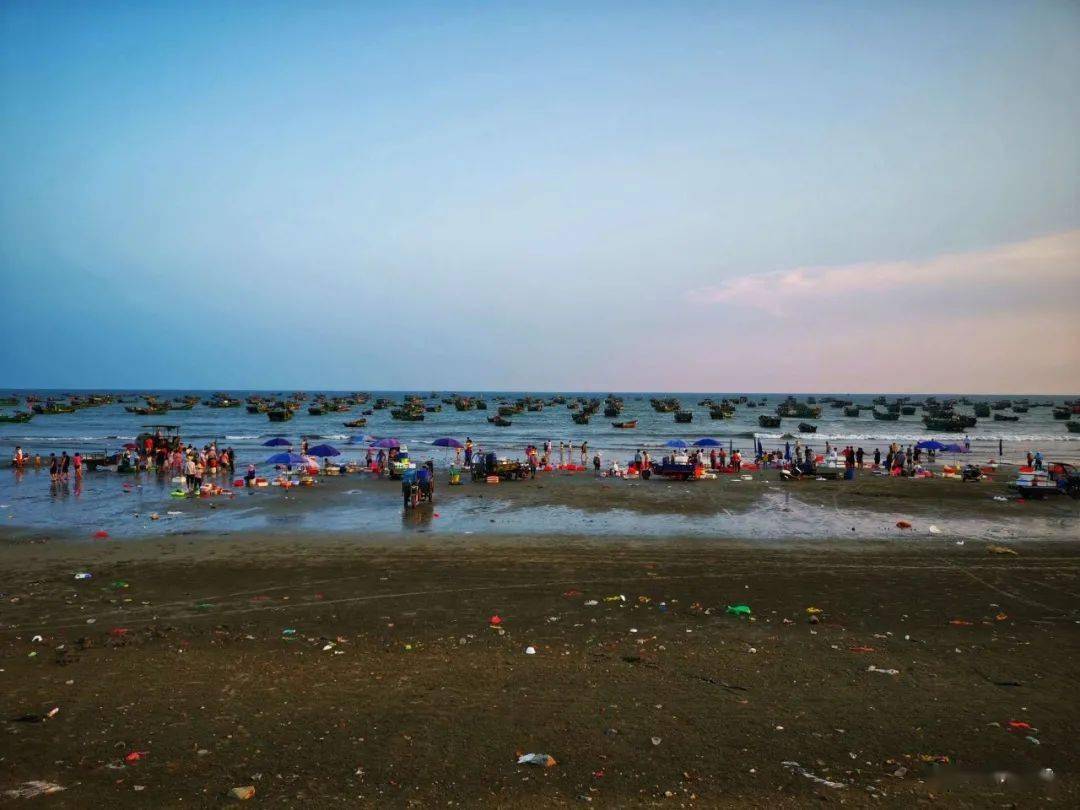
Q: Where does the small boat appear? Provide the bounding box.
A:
[0,411,33,423]
[994,414,1019,422]
[267,409,293,422]
[308,406,325,416]
[488,415,512,426]
[572,412,590,425]
[872,409,899,421]
[1067,422,1080,433]
[843,406,860,417]
[798,422,817,433]
[674,411,693,423]
[612,420,637,429]
[758,415,781,428]
[343,419,367,428]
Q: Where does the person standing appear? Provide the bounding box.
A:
[48,453,59,482]
[580,441,588,467]
[184,454,196,493]
[855,447,864,468]
[73,452,83,479]
[558,441,565,467]
[998,438,1003,458]
[593,453,601,477]
[464,438,473,467]
[60,451,70,480]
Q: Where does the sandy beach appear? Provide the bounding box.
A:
[2,524,1078,806]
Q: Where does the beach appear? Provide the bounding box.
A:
[3,393,1079,805]
[2,531,1078,806]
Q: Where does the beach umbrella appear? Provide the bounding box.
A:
[370,437,401,449]
[432,437,464,448]
[262,437,291,447]
[916,440,947,451]
[756,438,764,456]
[785,441,791,461]
[664,439,688,449]
[346,434,371,445]
[692,438,721,447]
[307,444,341,457]
[942,443,966,454]
[265,452,306,465]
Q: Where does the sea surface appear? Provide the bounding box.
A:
[1,390,1077,539]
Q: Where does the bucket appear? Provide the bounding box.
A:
[844,467,856,481]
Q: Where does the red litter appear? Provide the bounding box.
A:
[489,615,502,626]
[93,530,109,539]
[124,750,148,763]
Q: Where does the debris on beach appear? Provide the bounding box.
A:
[988,545,1018,556]
[726,604,751,617]
[781,760,846,789]
[895,521,912,530]
[228,785,256,800]
[517,753,556,768]
[867,665,900,676]
[3,781,65,799]
[73,572,92,580]
[524,646,536,655]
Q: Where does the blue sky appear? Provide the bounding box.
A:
[2,1,1078,392]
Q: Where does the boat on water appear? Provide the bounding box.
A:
[798,422,817,433]
[267,408,293,422]
[488,415,512,426]
[758,415,781,428]
[994,413,1019,422]
[0,411,33,423]
[674,410,693,423]
[571,412,590,425]
[843,406,860,417]
[343,419,367,428]
[1067,422,1080,433]
[872,409,899,421]
[612,420,637,429]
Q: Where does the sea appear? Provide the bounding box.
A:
[1,390,1077,540]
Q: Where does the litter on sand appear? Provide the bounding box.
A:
[867,665,900,675]
[524,646,537,655]
[726,604,752,617]
[3,782,66,799]
[228,785,256,800]
[781,761,846,789]
[517,753,556,768]
[988,545,1018,556]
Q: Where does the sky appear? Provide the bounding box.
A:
[1,0,1078,393]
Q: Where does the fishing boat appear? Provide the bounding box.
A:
[0,411,33,423]
[843,406,860,417]
[758,415,781,428]
[974,403,991,417]
[488,415,512,427]
[872,409,899,421]
[0,396,19,406]
[674,410,693,423]
[994,413,1019,422]
[267,408,293,422]
[343,419,367,428]
[572,412,590,425]
[1068,422,1080,433]
[798,422,817,433]
[612,420,637,429]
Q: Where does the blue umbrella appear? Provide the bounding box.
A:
[756,438,764,456]
[266,452,306,465]
[370,437,401,449]
[693,438,721,447]
[664,439,688,449]
[433,437,464,448]
[346,434,371,445]
[262,437,291,447]
[307,444,341,457]
[785,441,791,461]
[942,443,966,453]
[916,440,947,451]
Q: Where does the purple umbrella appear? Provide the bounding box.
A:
[265,452,306,465]
[307,444,341,457]
[432,437,463,448]
[370,437,401,449]
[262,437,291,447]
[693,438,721,447]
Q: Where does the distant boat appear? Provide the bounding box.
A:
[612,420,637,429]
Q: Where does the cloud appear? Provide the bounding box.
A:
[690,230,1080,316]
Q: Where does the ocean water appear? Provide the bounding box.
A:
[2,390,1077,466]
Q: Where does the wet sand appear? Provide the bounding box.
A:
[1,532,1078,806]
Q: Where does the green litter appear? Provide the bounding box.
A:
[726,604,752,617]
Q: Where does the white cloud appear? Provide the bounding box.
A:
[690,230,1080,316]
